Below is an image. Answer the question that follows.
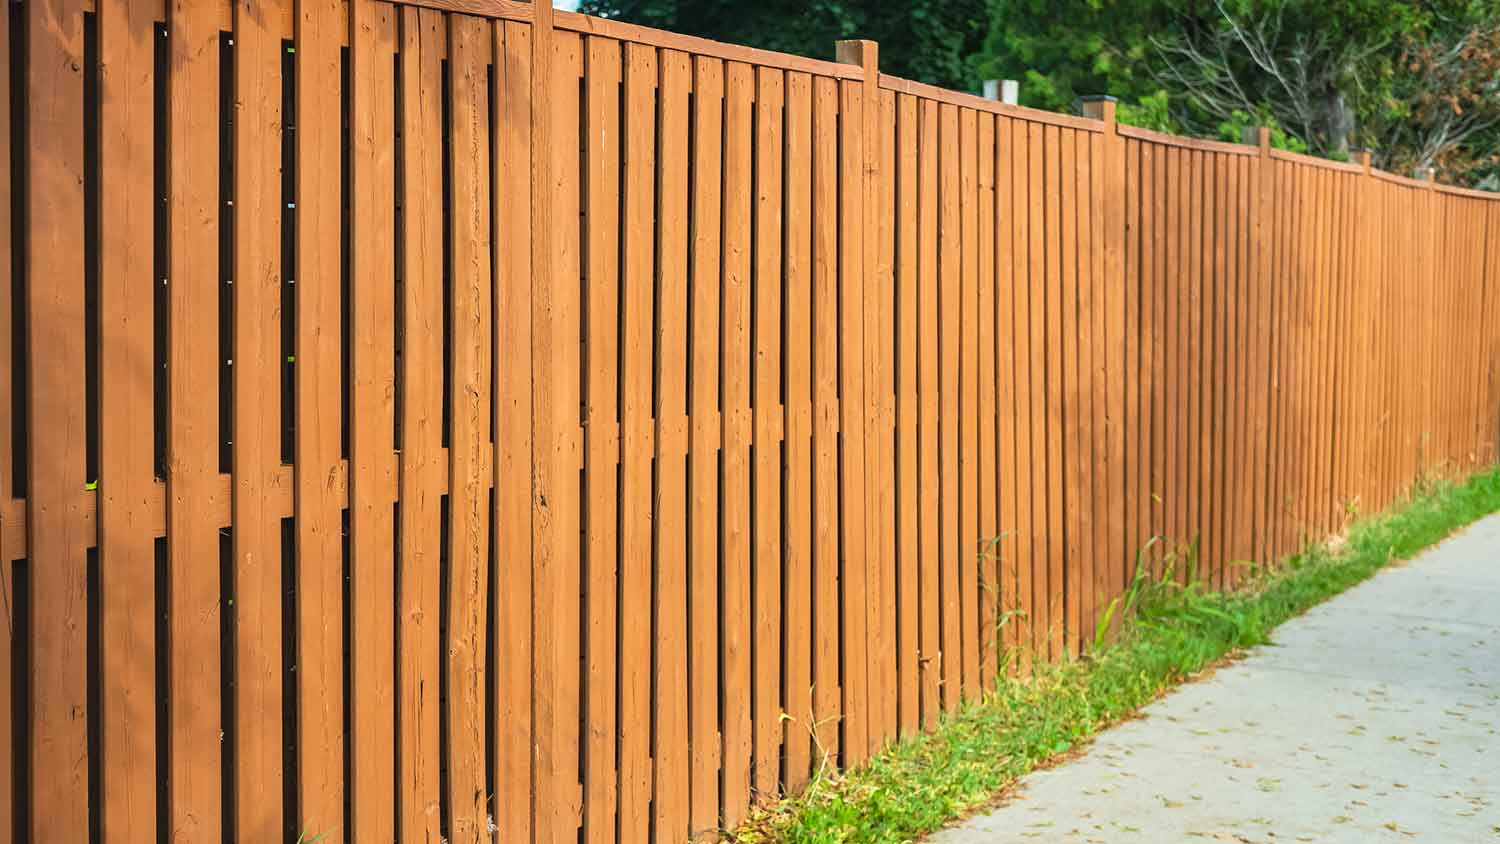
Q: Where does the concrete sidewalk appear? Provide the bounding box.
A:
[933,514,1500,843]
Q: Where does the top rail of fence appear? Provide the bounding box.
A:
[878,72,1105,131]
[1117,123,1255,156]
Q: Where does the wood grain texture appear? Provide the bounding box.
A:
[97,1,158,840]
[27,2,91,840]
[166,0,224,836]
[493,18,535,844]
[781,69,815,791]
[348,3,397,839]
[397,10,445,841]
[720,58,754,829]
[749,65,786,798]
[687,54,723,838]
[615,40,654,844]
[583,32,622,844]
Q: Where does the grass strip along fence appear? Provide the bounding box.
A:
[740,466,1500,844]
[5,2,1500,843]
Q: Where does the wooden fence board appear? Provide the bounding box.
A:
[894,93,921,727]
[582,31,623,844]
[781,69,815,790]
[810,73,841,762]
[976,113,999,684]
[750,65,786,793]
[294,0,346,830]
[549,29,586,841]
[937,102,962,703]
[397,10,446,841]
[837,76,871,760]
[615,39,655,844]
[166,1,224,836]
[27,3,91,839]
[688,54,723,837]
[958,107,980,690]
[720,58,754,828]
[495,18,537,844]
[651,47,692,840]
[349,3,398,839]
[916,97,942,714]
[1059,128,1080,656]
[98,1,159,840]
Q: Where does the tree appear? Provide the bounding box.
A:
[577,0,992,91]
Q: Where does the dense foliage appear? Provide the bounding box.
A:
[579,0,1500,189]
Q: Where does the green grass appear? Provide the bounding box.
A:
[735,466,1500,844]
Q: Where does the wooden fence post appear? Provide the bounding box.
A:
[1079,95,1126,640]
[834,35,878,765]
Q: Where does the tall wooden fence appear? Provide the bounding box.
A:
[4,1,1499,842]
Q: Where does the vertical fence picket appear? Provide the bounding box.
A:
[27,2,91,839]
[396,9,445,841]
[98,1,159,840]
[348,3,397,838]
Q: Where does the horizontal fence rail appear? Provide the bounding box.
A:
[4,1,1499,842]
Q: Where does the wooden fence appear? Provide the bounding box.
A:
[4,1,1499,842]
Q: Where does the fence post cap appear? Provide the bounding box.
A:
[1079,95,1116,125]
[834,39,878,65]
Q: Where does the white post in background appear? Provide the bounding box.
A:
[983,79,1020,105]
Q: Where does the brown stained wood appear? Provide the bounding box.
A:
[348,3,397,839]
[397,11,445,841]
[447,15,494,841]
[652,47,692,841]
[750,65,785,795]
[1163,145,1183,570]
[295,0,346,828]
[994,117,1021,671]
[688,55,724,836]
[1086,130,1110,647]
[96,1,158,840]
[582,33,622,844]
[231,0,288,838]
[837,76,871,761]
[27,2,91,839]
[552,29,586,840]
[781,69,815,791]
[1119,138,1140,588]
[1087,129,1110,636]
[494,18,535,844]
[1133,141,1154,586]
[915,98,943,712]
[1187,151,1205,571]
[1042,124,1065,661]
[976,113,998,686]
[810,74,841,762]
[1144,142,1164,579]
[616,39,655,844]
[1098,109,1125,635]
[879,73,1104,132]
[873,84,898,758]
[894,93,920,734]
[957,108,981,691]
[1058,128,1080,657]
[720,60,754,828]
[1024,121,1048,666]
[936,103,961,703]
[391,0,534,21]
[167,0,224,836]
[1011,120,1038,673]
